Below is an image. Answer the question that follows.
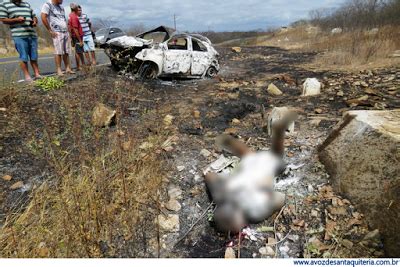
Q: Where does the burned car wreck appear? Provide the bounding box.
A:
[103,26,220,79]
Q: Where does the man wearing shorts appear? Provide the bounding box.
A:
[0,0,41,82]
[77,5,96,66]
[68,3,85,70]
[41,0,74,76]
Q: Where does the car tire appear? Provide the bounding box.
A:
[138,62,158,79]
[206,66,218,78]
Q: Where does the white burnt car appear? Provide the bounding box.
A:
[104,26,220,79]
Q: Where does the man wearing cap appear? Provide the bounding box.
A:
[0,0,41,82]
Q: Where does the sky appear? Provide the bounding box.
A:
[26,0,347,31]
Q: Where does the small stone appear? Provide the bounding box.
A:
[311,209,319,217]
[193,110,201,119]
[200,149,212,158]
[168,185,182,199]
[315,108,323,114]
[363,229,380,241]
[259,246,275,257]
[157,214,179,232]
[337,90,344,97]
[308,184,314,193]
[0,108,6,112]
[2,175,12,181]
[341,239,353,249]
[224,128,238,135]
[279,245,290,253]
[225,247,236,258]
[267,83,283,96]
[165,199,181,212]
[231,47,242,53]
[10,181,24,190]
[177,166,185,172]
[268,237,277,245]
[232,118,241,125]
[163,115,174,126]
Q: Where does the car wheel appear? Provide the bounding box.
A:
[139,62,158,79]
[206,66,218,78]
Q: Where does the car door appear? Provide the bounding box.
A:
[191,38,210,76]
[162,37,192,74]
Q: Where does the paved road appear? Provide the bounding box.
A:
[0,50,110,81]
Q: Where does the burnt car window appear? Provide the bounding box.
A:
[192,39,207,52]
[167,37,188,50]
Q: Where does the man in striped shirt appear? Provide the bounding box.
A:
[77,5,96,66]
[0,0,41,82]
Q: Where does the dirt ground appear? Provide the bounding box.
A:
[0,46,399,258]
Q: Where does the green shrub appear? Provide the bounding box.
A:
[35,77,65,91]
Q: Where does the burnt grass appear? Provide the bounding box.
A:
[0,46,399,258]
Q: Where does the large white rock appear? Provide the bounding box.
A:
[331,28,343,34]
[267,107,295,137]
[319,110,400,257]
[302,78,321,96]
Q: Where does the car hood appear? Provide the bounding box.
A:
[106,35,152,48]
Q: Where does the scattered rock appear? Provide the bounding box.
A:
[259,246,275,257]
[165,199,181,212]
[342,239,354,249]
[363,229,380,241]
[346,95,370,107]
[267,83,283,96]
[231,118,241,125]
[10,181,24,190]
[337,90,344,97]
[163,115,174,126]
[315,108,323,114]
[224,128,238,135]
[200,149,212,158]
[177,166,185,172]
[231,47,242,53]
[92,103,116,127]
[193,110,201,119]
[225,247,236,258]
[311,209,319,217]
[0,107,7,112]
[328,206,347,216]
[139,142,153,150]
[2,175,12,181]
[168,185,183,199]
[331,28,343,34]
[267,237,277,245]
[302,78,321,96]
[157,214,180,232]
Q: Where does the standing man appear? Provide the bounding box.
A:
[41,0,74,76]
[0,0,41,82]
[77,5,96,66]
[68,3,84,70]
